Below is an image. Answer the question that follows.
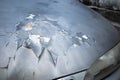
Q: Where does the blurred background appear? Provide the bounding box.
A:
[79,0,120,32]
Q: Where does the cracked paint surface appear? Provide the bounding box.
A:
[0,13,118,80]
[0,14,95,80]
[0,0,120,80]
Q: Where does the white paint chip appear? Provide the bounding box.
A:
[41,37,50,43]
[73,44,78,47]
[29,35,40,44]
[82,35,88,39]
[26,14,35,19]
[24,23,33,31]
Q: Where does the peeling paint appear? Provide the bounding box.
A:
[26,14,36,19]
[27,35,42,58]
[73,44,78,47]
[17,39,24,50]
[82,35,88,40]
[24,23,33,31]
[48,50,58,66]
[38,47,45,61]
[40,37,50,43]
[0,0,119,80]
[71,32,96,46]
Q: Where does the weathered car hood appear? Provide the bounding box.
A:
[0,0,119,80]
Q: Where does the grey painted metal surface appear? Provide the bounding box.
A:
[0,0,120,80]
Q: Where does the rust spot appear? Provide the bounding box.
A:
[25,23,33,31]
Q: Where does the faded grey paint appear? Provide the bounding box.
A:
[0,0,119,80]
